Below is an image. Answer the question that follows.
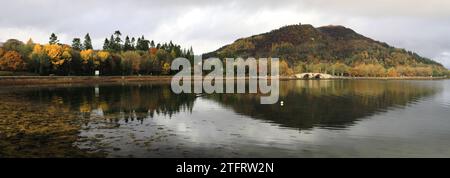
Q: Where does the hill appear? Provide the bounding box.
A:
[204,23,448,77]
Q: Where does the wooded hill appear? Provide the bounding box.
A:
[204,23,448,77]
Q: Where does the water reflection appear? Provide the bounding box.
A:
[208,80,439,130]
[21,83,196,120]
[0,80,445,157]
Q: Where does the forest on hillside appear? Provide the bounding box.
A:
[205,24,449,77]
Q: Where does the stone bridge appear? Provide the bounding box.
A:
[295,73,334,79]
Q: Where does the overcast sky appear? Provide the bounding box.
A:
[1,0,450,67]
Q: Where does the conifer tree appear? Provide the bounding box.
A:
[83,33,93,50]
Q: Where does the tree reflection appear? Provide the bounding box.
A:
[207,80,440,130]
[19,83,197,122]
[0,83,196,157]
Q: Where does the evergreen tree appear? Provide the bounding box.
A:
[109,35,115,50]
[83,33,93,50]
[72,38,82,50]
[136,35,149,51]
[112,30,122,51]
[123,36,132,51]
[142,39,149,50]
[189,46,194,55]
[131,37,136,50]
[136,37,141,49]
[49,33,59,45]
[150,40,155,48]
[103,38,110,50]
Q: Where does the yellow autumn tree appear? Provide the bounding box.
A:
[331,62,349,76]
[386,67,399,77]
[0,48,5,57]
[43,44,71,68]
[97,51,110,62]
[32,44,44,55]
[162,62,171,75]
[80,49,99,67]
[62,45,72,63]
[279,60,294,76]
[415,66,433,76]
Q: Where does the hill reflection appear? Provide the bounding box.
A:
[206,80,440,130]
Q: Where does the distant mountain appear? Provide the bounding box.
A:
[204,23,444,70]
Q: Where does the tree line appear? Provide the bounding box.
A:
[280,60,446,77]
[0,31,194,76]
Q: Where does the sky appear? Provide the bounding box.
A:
[1,0,450,67]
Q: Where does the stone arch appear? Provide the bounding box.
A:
[303,74,310,79]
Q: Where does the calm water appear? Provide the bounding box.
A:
[1,80,450,157]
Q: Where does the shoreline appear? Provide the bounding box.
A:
[0,75,448,86]
[332,76,448,80]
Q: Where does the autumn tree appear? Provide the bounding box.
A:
[161,62,171,75]
[386,67,399,77]
[396,66,413,76]
[367,63,386,77]
[331,63,349,76]
[26,38,34,46]
[30,44,51,74]
[43,44,72,72]
[23,38,35,56]
[0,48,5,58]
[0,32,193,76]
[80,49,96,74]
[121,51,141,75]
[3,39,24,52]
[80,49,96,64]
[293,62,306,74]
[279,60,294,76]
[416,66,433,76]
[97,51,110,62]
[97,51,111,75]
[0,51,26,71]
[271,42,295,60]
[140,53,154,75]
